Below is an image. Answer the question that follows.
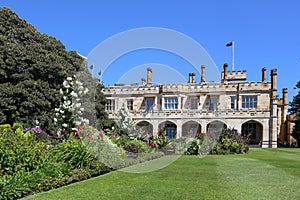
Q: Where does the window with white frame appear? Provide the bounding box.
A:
[242,96,257,108]
[190,98,198,110]
[127,99,133,111]
[208,96,219,111]
[230,96,235,109]
[164,97,178,109]
[106,99,115,112]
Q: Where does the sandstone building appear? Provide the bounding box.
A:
[102,64,289,148]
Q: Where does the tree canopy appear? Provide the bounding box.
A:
[0,7,111,132]
[289,81,300,146]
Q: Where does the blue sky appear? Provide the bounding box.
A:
[1,0,299,103]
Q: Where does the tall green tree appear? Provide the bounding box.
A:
[0,7,83,130]
[0,7,112,133]
[289,81,300,147]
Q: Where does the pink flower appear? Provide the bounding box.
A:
[98,132,103,139]
[87,133,93,141]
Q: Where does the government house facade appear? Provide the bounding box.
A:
[102,64,289,148]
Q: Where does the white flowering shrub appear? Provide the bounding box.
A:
[116,107,136,139]
[54,75,89,138]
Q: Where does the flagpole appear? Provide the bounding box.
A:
[232,41,235,71]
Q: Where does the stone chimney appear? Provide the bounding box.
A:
[141,78,146,85]
[222,63,229,81]
[271,69,277,97]
[262,67,267,83]
[147,67,152,85]
[282,88,288,123]
[201,65,205,83]
[188,73,196,83]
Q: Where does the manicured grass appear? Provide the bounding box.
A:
[26,148,300,200]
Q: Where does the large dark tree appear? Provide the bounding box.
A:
[0,7,84,130]
[289,81,300,146]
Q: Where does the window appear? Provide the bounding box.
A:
[127,99,133,111]
[164,97,178,109]
[165,124,177,138]
[208,97,219,111]
[230,97,235,109]
[106,99,115,112]
[242,96,257,108]
[190,98,198,110]
[146,99,154,111]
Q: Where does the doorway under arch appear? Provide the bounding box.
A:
[242,120,263,145]
[182,121,201,138]
[206,120,227,137]
[159,121,177,139]
[136,121,153,136]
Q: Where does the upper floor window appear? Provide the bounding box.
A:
[208,97,219,111]
[242,96,257,108]
[190,98,198,110]
[164,97,178,109]
[146,99,154,111]
[230,97,235,109]
[106,99,115,112]
[127,99,133,111]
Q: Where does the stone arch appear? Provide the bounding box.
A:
[159,120,177,139]
[182,121,201,138]
[206,120,227,136]
[135,120,153,136]
[242,120,263,145]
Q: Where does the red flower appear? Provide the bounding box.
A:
[87,133,93,141]
[77,125,83,131]
[10,141,14,145]
[98,132,104,139]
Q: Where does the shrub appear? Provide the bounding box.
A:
[50,138,96,169]
[211,128,249,155]
[185,133,213,155]
[125,139,151,153]
[0,124,49,176]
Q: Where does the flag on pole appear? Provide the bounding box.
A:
[226,41,233,47]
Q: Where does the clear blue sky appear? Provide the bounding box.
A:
[1,0,299,103]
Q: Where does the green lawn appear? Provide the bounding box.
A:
[25,148,300,200]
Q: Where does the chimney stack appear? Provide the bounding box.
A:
[141,78,146,85]
[271,69,277,97]
[222,63,229,81]
[262,67,267,83]
[147,67,152,85]
[188,73,196,83]
[201,65,205,83]
[282,88,288,123]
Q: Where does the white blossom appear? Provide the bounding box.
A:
[63,80,68,87]
[83,88,89,94]
[67,77,72,81]
[62,123,68,128]
[71,127,78,132]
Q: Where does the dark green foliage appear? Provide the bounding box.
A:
[95,83,115,130]
[0,124,49,176]
[50,138,96,169]
[211,128,249,154]
[185,133,213,155]
[289,81,300,147]
[0,123,112,199]
[0,8,84,130]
